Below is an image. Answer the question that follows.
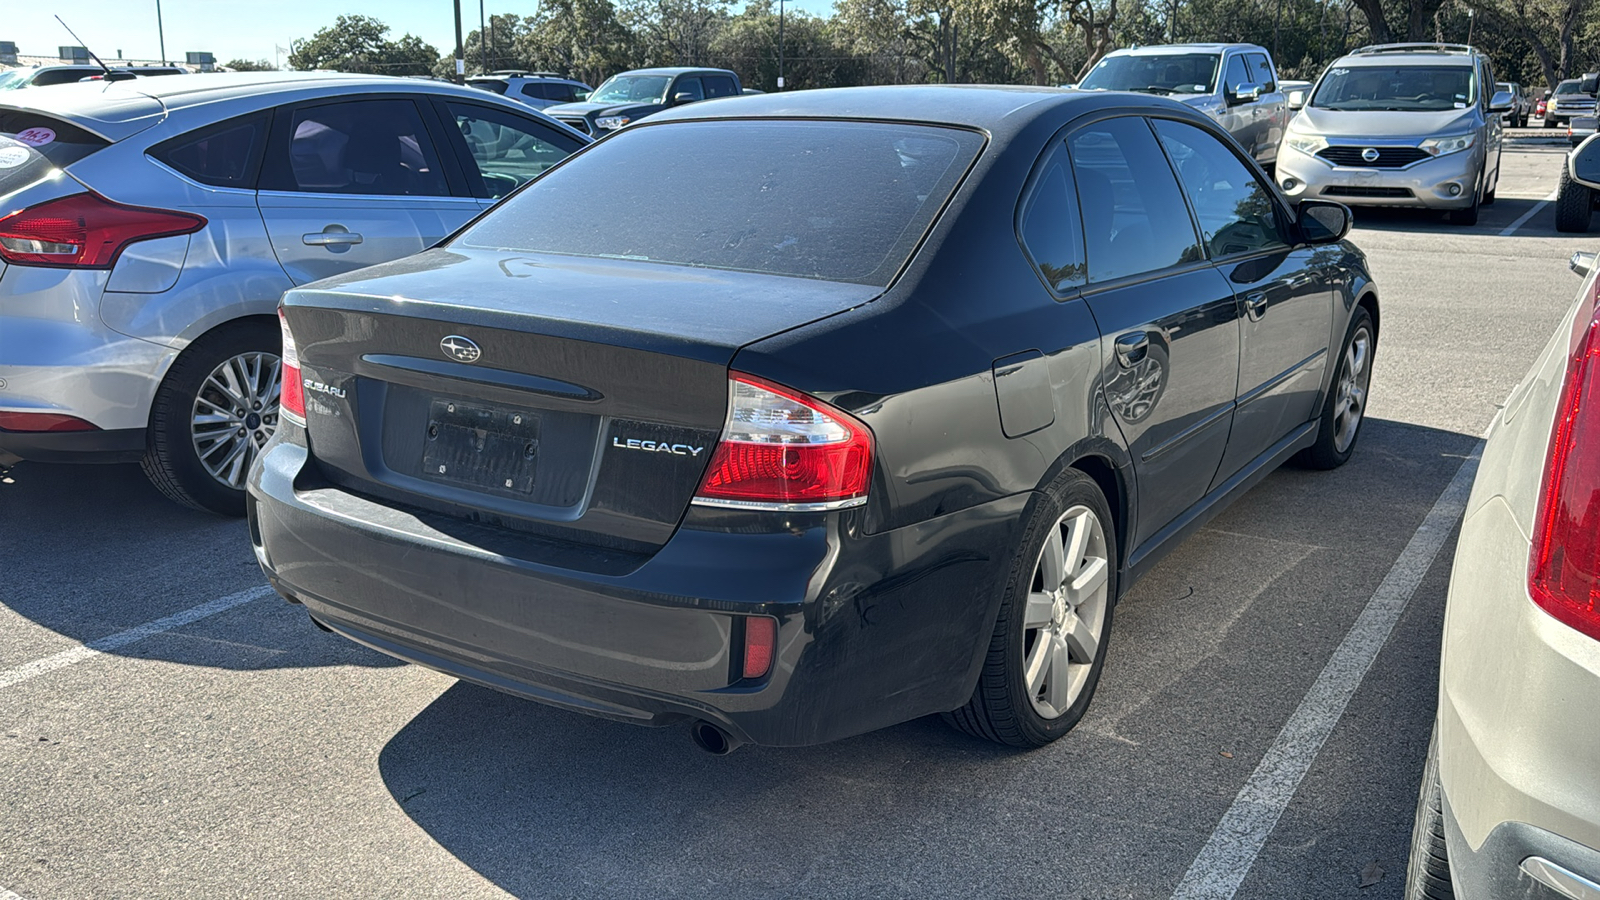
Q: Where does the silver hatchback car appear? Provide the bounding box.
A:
[1276,43,1513,225]
[0,72,587,513]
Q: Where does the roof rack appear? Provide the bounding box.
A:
[1351,42,1476,55]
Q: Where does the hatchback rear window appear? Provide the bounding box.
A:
[454,120,984,285]
[0,110,110,184]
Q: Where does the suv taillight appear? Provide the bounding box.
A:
[0,192,205,268]
[693,373,872,509]
[1529,284,1600,642]
[278,309,305,421]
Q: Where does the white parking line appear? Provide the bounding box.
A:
[1500,188,1561,236]
[1,886,28,900]
[0,585,274,692]
[1169,441,1483,900]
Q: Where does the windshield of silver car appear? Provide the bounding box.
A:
[1311,64,1478,111]
[1078,54,1220,95]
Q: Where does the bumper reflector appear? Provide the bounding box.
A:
[0,412,99,432]
[743,616,777,679]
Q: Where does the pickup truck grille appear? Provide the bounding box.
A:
[1317,146,1430,168]
[555,116,592,134]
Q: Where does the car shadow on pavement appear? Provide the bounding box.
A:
[0,460,400,671]
[375,417,1482,899]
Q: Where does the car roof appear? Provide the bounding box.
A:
[609,67,734,77]
[647,84,1184,137]
[1337,52,1477,66]
[1103,43,1268,55]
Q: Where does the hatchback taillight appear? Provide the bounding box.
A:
[693,373,873,509]
[1529,284,1600,642]
[0,192,205,268]
[278,309,305,422]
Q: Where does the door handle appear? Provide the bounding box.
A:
[1114,332,1149,368]
[302,230,364,247]
[1244,292,1269,321]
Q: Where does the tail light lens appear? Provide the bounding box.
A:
[278,309,305,422]
[0,411,98,432]
[694,373,872,509]
[1529,286,1600,642]
[743,616,777,679]
[0,192,205,268]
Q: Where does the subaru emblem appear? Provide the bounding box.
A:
[1361,147,1380,163]
[440,335,481,363]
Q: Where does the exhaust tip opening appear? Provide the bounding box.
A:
[690,720,741,755]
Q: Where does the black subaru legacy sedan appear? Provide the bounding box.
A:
[249,85,1377,751]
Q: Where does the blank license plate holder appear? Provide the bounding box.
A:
[421,400,539,494]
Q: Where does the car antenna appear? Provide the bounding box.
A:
[54,16,126,81]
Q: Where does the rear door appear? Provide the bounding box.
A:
[1068,115,1241,549]
[255,95,483,285]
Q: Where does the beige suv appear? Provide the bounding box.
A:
[1404,249,1600,898]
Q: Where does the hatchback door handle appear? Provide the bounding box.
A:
[302,230,364,246]
[1244,292,1269,320]
[1114,332,1149,367]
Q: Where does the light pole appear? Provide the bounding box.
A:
[453,0,466,84]
[155,0,167,65]
[777,0,785,91]
[480,0,488,74]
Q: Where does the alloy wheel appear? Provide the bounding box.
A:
[1333,325,1372,454]
[1021,504,1111,719]
[191,351,282,489]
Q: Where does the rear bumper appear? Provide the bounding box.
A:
[0,426,145,464]
[247,435,1027,746]
[1277,143,1485,209]
[1443,801,1600,900]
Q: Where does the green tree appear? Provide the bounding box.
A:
[288,15,440,75]
[622,0,735,66]
[519,0,637,86]
[224,58,277,71]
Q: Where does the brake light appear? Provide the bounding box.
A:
[0,192,205,268]
[694,373,872,509]
[1529,285,1600,642]
[0,411,98,432]
[278,309,305,421]
[743,616,777,679]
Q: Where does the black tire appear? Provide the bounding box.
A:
[1546,115,1560,129]
[1402,723,1455,900]
[141,319,282,516]
[1448,175,1482,225]
[1297,307,1375,470]
[1556,165,1595,233]
[945,468,1119,748]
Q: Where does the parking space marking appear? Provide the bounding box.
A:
[0,585,273,692]
[1500,188,1561,237]
[1,886,28,900]
[1169,441,1483,900]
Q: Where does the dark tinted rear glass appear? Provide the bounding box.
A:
[0,111,110,169]
[455,120,983,285]
[149,111,269,188]
[470,79,510,95]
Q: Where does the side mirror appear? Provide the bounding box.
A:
[1571,250,1596,278]
[1286,89,1307,110]
[1297,199,1352,243]
[1490,90,1514,113]
[1227,83,1262,106]
[672,91,697,104]
[1570,133,1600,188]
[574,90,590,101]
[1582,73,1599,95]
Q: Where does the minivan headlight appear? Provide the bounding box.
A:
[1286,134,1328,155]
[1419,133,1477,156]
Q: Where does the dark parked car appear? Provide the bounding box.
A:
[250,86,1378,751]
[542,67,740,135]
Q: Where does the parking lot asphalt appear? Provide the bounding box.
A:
[0,134,1590,899]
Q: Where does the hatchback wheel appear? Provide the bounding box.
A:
[946,469,1117,747]
[142,320,281,516]
[1299,308,1374,470]
[1402,723,1455,899]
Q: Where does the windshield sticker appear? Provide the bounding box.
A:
[1455,102,1467,108]
[0,146,29,169]
[15,127,55,147]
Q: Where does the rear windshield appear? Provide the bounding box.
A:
[453,120,985,286]
[1079,54,1221,95]
[469,79,510,95]
[1312,64,1478,110]
[0,111,109,174]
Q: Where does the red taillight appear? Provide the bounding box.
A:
[1529,284,1600,642]
[0,192,205,268]
[694,373,873,508]
[743,616,777,679]
[0,411,99,432]
[278,309,305,421]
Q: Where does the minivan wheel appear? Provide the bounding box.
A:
[945,469,1117,748]
[1297,308,1374,470]
[1555,165,1595,233]
[1448,175,1483,225]
[1402,723,1455,900]
[142,320,281,516]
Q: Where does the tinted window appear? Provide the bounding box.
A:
[150,112,269,188]
[704,76,738,98]
[1079,54,1220,94]
[673,78,705,101]
[1068,117,1204,283]
[1154,119,1287,259]
[32,70,95,87]
[269,99,448,196]
[521,83,551,100]
[1019,146,1087,292]
[447,102,581,198]
[1245,53,1275,90]
[1224,55,1251,89]
[1312,65,1477,110]
[0,111,109,168]
[470,79,510,95]
[456,120,984,285]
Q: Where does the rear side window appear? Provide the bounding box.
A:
[456,120,984,286]
[1019,145,1087,292]
[0,111,109,169]
[471,79,510,95]
[704,76,738,98]
[1069,117,1204,283]
[148,111,269,189]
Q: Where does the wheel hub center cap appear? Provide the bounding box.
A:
[245,412,261,430]
[1053,591,1067,627]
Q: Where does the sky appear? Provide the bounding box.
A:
[5,0,834,68]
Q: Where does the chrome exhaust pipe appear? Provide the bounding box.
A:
[689,720,742,755]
